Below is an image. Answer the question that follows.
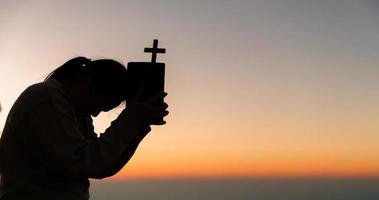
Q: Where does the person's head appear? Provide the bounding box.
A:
[46,56,129,116]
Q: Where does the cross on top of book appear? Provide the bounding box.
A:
[144,39,166,63]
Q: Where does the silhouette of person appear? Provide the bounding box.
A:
[0,57,169,199]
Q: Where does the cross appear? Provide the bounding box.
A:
[144,39,166,63]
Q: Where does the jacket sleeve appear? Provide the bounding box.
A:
[28,85,144,179]
[85,117,151,179]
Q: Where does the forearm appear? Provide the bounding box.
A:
[91,125,151,179]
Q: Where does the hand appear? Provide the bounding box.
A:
[126,88,169,126]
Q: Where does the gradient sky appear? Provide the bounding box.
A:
[0,0,379,180]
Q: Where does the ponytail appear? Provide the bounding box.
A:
[45,57,92,81]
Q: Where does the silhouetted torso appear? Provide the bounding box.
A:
[0,79,141,200]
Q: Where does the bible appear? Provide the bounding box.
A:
[127,39,166,122]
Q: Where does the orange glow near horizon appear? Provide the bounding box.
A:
[108,158,379,180]
[103,129,379,180]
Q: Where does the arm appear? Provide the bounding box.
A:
[96,91,169,178]
[95,125,151,178]
[28,86,145,179]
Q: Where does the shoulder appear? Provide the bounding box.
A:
[24,79,63,98]
[5,79,74,125]
[16,79,72,112]
[26,79,68,100]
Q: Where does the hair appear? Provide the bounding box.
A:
[45,56,129,99]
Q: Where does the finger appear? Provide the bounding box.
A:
[150,110,169,118]
[161,102,169,109]
[146,92,167,104]
[149,120,166,125]
[150,103,168,112]
[144,111,169,124]
[145,92,167,104]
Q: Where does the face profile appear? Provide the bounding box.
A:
[87,94,123,117]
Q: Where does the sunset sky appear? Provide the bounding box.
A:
[0,0,378,180]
